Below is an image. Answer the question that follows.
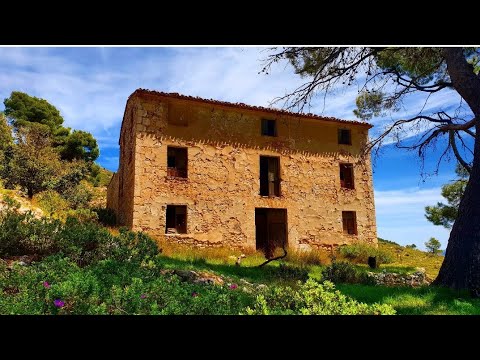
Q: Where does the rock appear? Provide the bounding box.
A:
[256,284,268,291]
[239,278,253,286]
[173,269,224,286]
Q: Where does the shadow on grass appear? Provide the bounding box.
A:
[337,283,480,315]
[155,255,307,284]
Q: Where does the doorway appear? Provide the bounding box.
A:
[255,208,287,259]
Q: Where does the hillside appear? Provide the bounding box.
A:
[377,239,444,279]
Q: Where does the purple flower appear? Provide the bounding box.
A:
[229,284,238,290]
[192,291,199,297]
[43,281,51,289]
[140,293,147,299]
[54,299,65,308]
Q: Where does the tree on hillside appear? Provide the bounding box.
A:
[3,91,100,163]
[0,113,13,176]
[425,164,468,229]
[4,124,62,198]
[406,244,417,249]
[3,124,87,198]
[57,130,100,162]
[425,237,442,255]
[263,47,480,294]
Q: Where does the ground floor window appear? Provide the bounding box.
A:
[166,205,187,234]
[342,211,357,235]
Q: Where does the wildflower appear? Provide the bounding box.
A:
[229,284,238,290]
[54,299,65,308]
[43,281,51,289]
[192,291,199,297]
[140,294,147,299]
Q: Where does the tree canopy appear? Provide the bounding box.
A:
[4,91,64,131]
[425,164,468,229]
[3,91,99,163]
[264,47,480,294]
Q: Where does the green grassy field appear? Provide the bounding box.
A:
[148,239,480,315]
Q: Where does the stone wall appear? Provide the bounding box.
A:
[106,172,119,214]
[108,91,377,251]
[367,268,431,287]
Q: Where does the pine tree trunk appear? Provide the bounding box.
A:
[433,48,480,295]
[434,121,480,294]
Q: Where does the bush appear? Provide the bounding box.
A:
[322,262,364,284]
[93,207,116,226]
[270,263,309,282]
[244,279,395,315]
[62,181,93,210]
[0,200,159,266]
[0,196,62,257]
[0,255,252,315]
[33,190,69,215]
[339,243,393,265]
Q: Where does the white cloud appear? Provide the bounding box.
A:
[374,187,451,249]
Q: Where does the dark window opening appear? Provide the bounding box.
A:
[342,211,357,235]
[261,119,277,137]
[255,208,287,259]
[338,129,352,145]
[340,163,354,189]
[166,205,187,234]
[168,104,188,126]
[260,156,280,196]
[167,146,187,178]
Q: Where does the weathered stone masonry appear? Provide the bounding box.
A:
[107,89,377,252]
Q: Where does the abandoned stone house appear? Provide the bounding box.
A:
[107,89,377,256]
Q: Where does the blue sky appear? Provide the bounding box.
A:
[0,46,470,250]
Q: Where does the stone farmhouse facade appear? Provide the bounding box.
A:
[107,89,377,255]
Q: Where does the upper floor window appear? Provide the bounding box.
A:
[338,128,352,145]
[260,156,280,197]
[340,163,354,189]
[167,146,188,178]
[168,104,188,126]
[261,119,277,137]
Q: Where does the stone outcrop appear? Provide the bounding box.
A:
[367,268,431,287]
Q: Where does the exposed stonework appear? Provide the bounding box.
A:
[367,268,431,287]
[107,89,377,253]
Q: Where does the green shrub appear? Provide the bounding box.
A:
[270,263,309,282]
[93,207,116,226]
[0,196,62,257]
[321,261,372,284]
[0,201,158,266]
[244,279,396,315]
[62,181,93,209]
[339,243,394,265]
[0,255,252,315]
[33,190,69,215]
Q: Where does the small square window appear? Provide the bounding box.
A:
[166,205,187,234]
[338,129,352,145]
[261,119,277,137]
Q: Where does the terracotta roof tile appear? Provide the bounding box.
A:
[130,89,373,128]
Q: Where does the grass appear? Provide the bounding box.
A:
[377,239,443,279]
[147,237,480,315]
[337,284,480,315]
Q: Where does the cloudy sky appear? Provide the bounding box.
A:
[0,46,468,249]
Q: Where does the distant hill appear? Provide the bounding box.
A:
[378,237,400,246]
